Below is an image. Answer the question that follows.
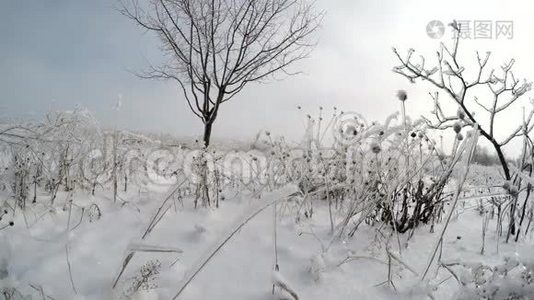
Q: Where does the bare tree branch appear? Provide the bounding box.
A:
[120,0,324,145]
[392,20,534,180]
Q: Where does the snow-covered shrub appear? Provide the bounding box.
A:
[0,109,103,207]
[123,260,162,299]
[8,147,32,208]
[87,203,102,222]
[0,287,27,300]
[264,101,471,237]
[443,255,534,299]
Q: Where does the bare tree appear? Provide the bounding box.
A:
[120,0,323,146]
[392,21,533,182]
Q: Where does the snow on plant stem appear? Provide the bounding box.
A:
[421,125,480,281]
[172,185,297,299]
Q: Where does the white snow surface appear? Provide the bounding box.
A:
[1,181,533,299]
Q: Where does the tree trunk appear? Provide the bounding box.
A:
[203,121,213,147]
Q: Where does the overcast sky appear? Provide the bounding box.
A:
[1,0,532,153]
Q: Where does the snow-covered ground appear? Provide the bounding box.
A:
[2,174,533,300]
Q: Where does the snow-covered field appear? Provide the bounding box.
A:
[1,110,534,300]
[5,0,534,298]
[2,167,533,300]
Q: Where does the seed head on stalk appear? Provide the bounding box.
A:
[397,90,408,102]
